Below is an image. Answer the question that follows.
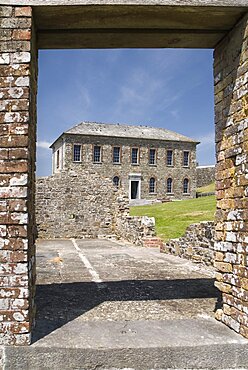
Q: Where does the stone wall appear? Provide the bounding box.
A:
[160,222,215,266]
[214,13,248,339]
[55,134,197,200]
[114,194,156,245]
[36,171,155,245]
[36,171,121,239]
[196,165,215,187]
[0,6,37,345]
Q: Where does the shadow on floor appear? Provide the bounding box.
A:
[33,278,221,343]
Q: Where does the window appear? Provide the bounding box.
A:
[149,148,156,165]
[183,151,189,166]
[93,145,101,162]
[167,178,173,193]
[73,144,81,162]
[113,147,120,163]
[149,177,156,193]
[131,148,139,164]
[56,150,59,169]
[183,178,189,194]
[113,176,120,188]
[167,150,173,166]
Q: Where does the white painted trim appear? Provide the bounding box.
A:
[71,238,102,283]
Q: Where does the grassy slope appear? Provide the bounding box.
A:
[197,182,215,194]
[130,195,216,241]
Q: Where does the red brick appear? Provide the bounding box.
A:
[0,64,30,77]
[0,275,28,287]
[14,7,32,18]
[0,187,27,199]
[0,99,29,111]
[8,148,28,160]
[0,87,29,101]
[8,199,27,212]
[0,135,28,148]
[0,174,10,186]
[0,321,30,334]
[0,160,28,174]
[7,225,27,238]
[0,286,28,298]
[0,238,28,251]
[0,200,7,211]
[0,310,29,322]
[12,29,31,41]
[0,148,8,159]
[0,211,27,225]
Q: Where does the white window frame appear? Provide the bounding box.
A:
[183,151,190,167]
[73,144,82,162]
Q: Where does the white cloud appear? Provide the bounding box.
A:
[196,131,215,166]
[197,132,215,146]
[37,141,51,149]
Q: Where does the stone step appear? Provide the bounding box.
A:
[3,318,248,369]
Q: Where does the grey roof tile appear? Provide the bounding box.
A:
[64,121,199,143]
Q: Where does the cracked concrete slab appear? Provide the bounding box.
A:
[4,238,248,369]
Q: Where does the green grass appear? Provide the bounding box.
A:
[197,182,215,194]
[130,195,216,241]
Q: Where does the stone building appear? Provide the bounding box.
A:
[50,121,199,200]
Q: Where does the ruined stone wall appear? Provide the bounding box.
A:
[113,194,156,244]
[161,221,215,266]
[36,172,120,239]
[36,172,155,244]
[59,135,197,200]
[196,166,215,187]
[0,6,37,345]
[214,13,248,339]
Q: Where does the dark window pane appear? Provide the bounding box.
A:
[56,150,59,169]
[113,147,120,163]
[167,178,172,193]
[73,145,81,162]
[167,150,173,166]
[132,148,138,164]
[94,146,101,162]
[183,178,189,193]
[113,176,120,187]
[149,149,156,165]
[183,151,189,166]
[149,177,155,193]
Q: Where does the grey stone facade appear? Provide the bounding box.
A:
[196,165,215,187]
[51,122,198,200]
[36,170,155,243]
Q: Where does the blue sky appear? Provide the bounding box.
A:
[37,48,215,177]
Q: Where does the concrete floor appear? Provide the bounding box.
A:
[35,238,220,326]
[5,239,248,369]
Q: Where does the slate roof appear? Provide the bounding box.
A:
[58,121,199,144]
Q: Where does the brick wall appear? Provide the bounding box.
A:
[214,13,248,339]
[0,6,37,345]
[0,3,247,346]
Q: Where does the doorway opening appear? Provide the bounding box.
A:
[131,181,140,200]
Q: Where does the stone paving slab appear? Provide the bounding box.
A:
[4,238,248,369]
